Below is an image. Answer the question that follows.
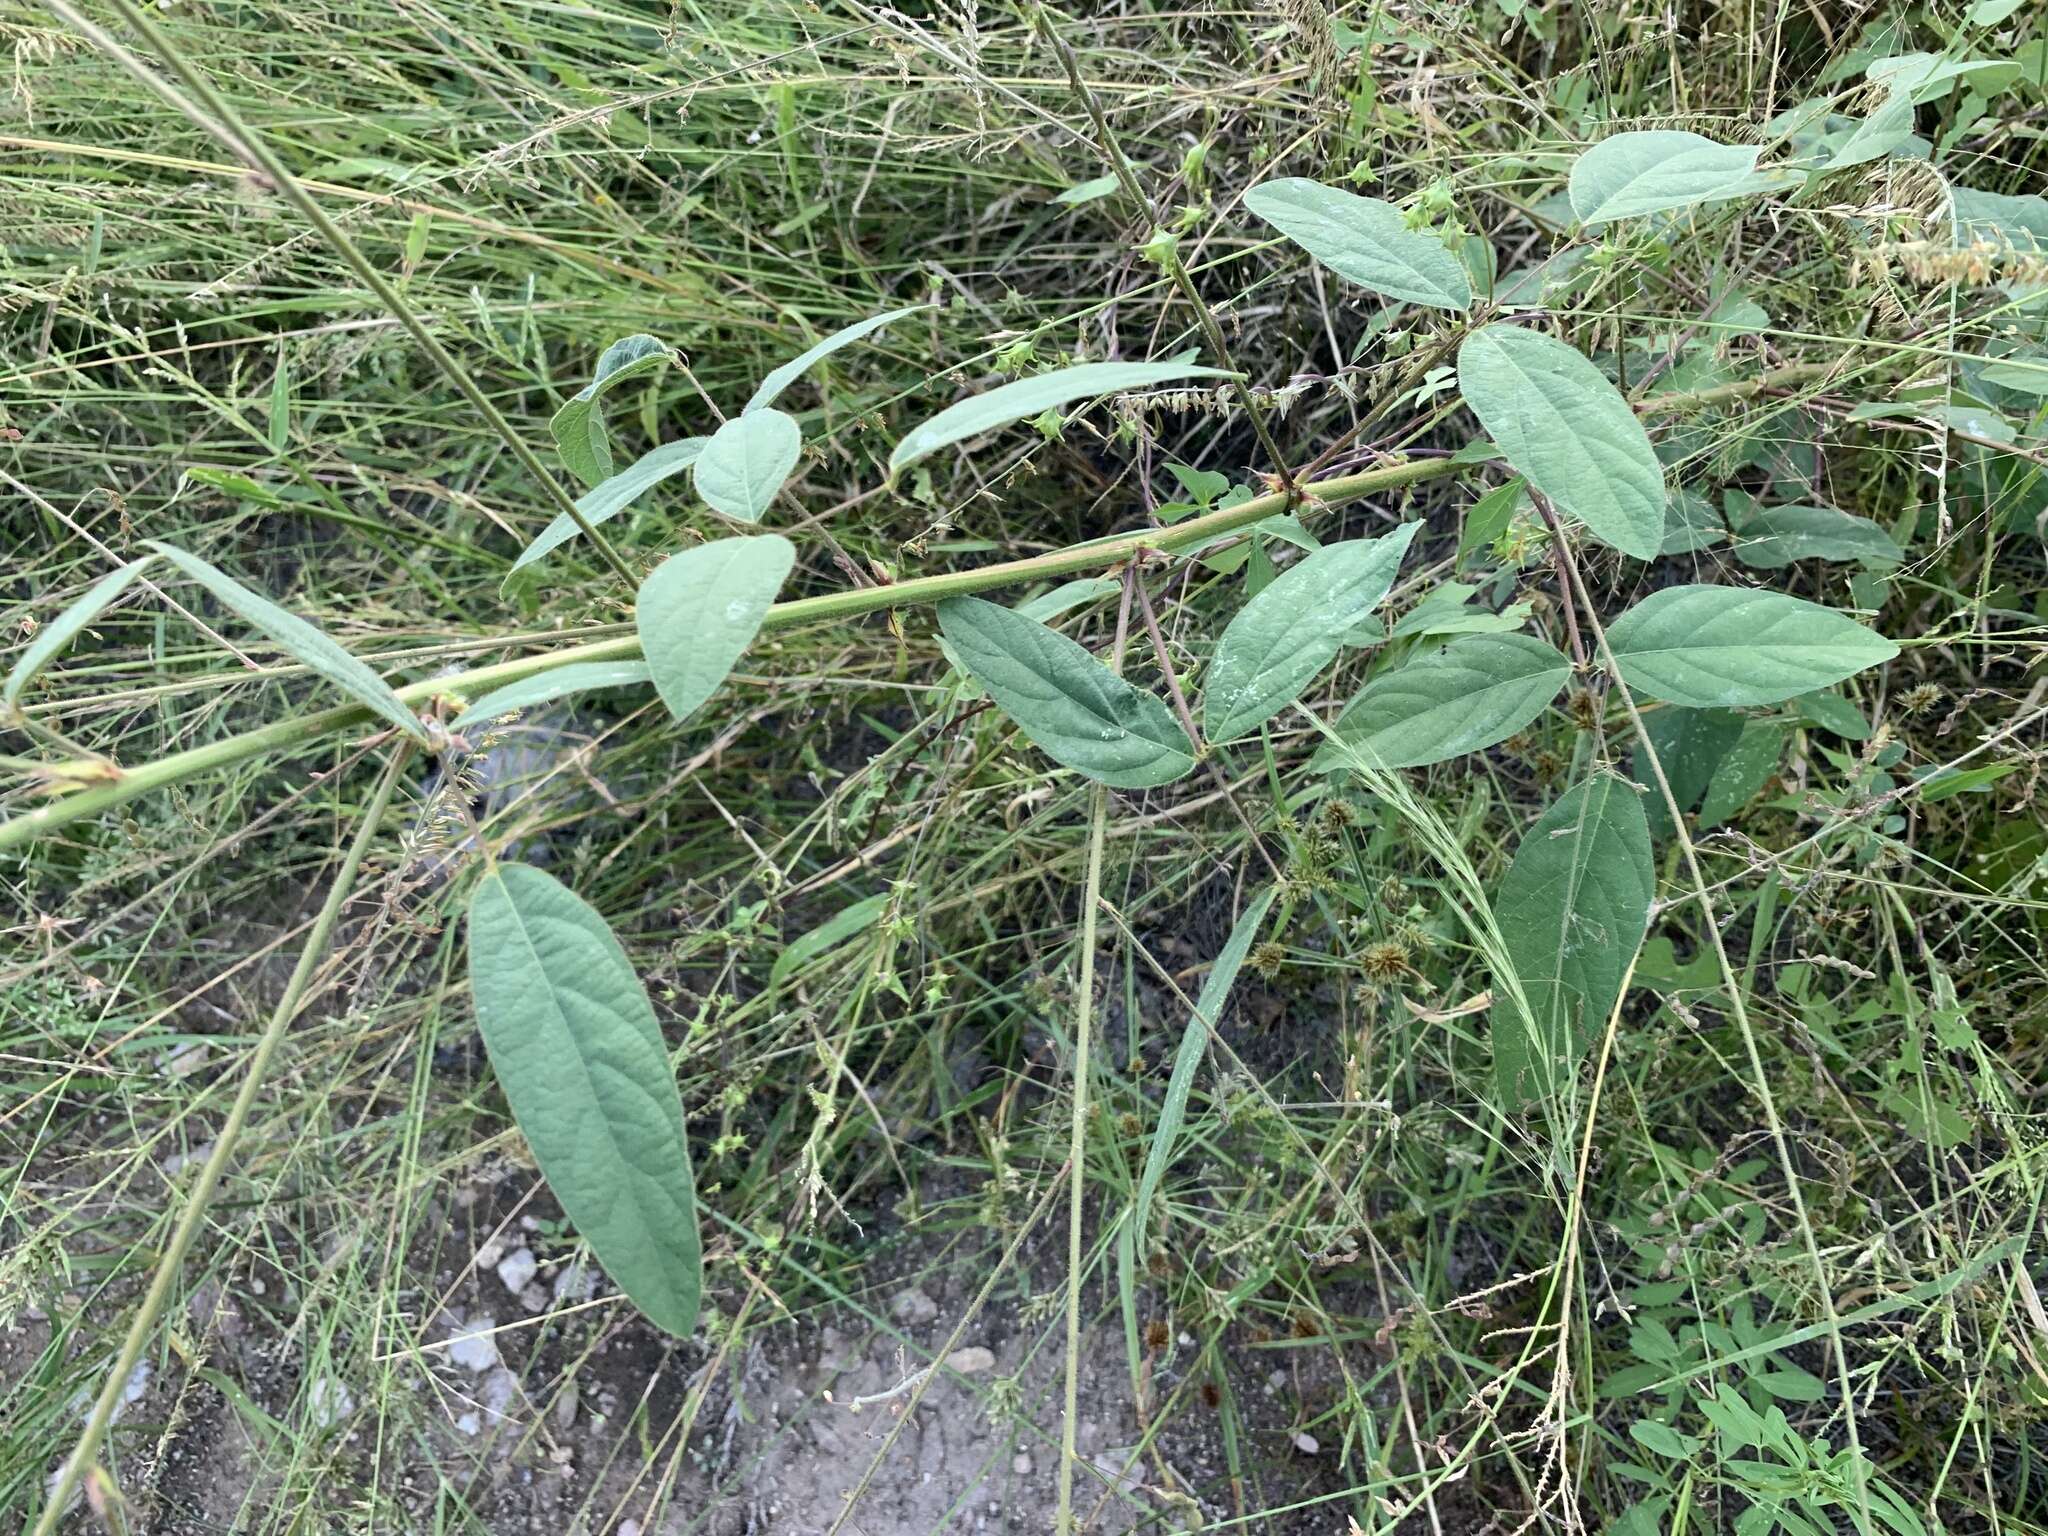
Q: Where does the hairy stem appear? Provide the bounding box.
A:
[1054,580,1130,1535]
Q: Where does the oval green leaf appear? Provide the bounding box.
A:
[5,557,154,712]
[1568,131,1777,226]
[1243,178,1471,311]
[889,359,1234,481]
[510,438,706,579]
[1458,324,1665,560]
[1203,524,1421,743]
[1319,632,1572,771]
[1135,885,1277,1241]
[145,542,425,742]
[936,596,1195,788]
[450,661,655,732]
[694,409,801,523]
[467,863,701,1336]
[551,334,674,487]
[1733,504,1903,569]
[1606,585,1899,708]
[1493,774,1654,1104]
[745,304,930,414]
[635,534,795,724]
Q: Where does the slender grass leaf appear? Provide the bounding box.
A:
[1458,324,1665,560]
[1733,504,1904,568]
[1319,633,1571,771]
[770,893,890,990]
[936,596,1195,788]
[1916,761,2021,803]
[1015,576,1122,623]
[510,438,706,578]
[5,558,154,712]
[1243,179,1471,311]
[1204,524,1420,742]
[450,661,654,731]
[1493,775,1654,1104]
[1607,585,1899,707]
[889,360,1234,481]
[1568,131,1777,225]
[467,863,701,1336]
[1134,886,1277,1239]
[694,409,801,523]
[635,535,795,724]
[745,305,929,414]
[145,542,424,742]
[551,335,673,486]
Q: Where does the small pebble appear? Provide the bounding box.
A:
[944,1346,996,1375]
[1293,1431,1320,1454]
[495,1247,538,1295]
[1012,1452,1032,1476]
[446,1318,500,1373]
[890,1287,939,1326]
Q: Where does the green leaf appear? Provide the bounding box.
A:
[1493,775,1655,1104]
[1629,1420,1703,1459]
[1662,489,1728,555]
[450,661,655,732]
[745,304,929,414]
[1607,586,1899,707]
[694,409,801,523]
[635,535,795,724]
[888,360,1234,481]
[1319,633,1572,771]
[1243,178,1471,311]
[936,596,1195,788]
[1751,1366,1827,1402]
[1457,324,1665,560]
[1134,886,1277,1240]
[1390,581,1534,640]
[1203,524,1420,742]
[551,335,673,486]
[1633,706,1743,835]
[510,438,707,578]
[1568,131,1777,225]
[1793,689,1872,740]
[770,893,890,990]
[1053,174,1120,206]
[145,542,425,742]
[5,558,154,712]
[466,863,701,1336]
[1458,477,1527,559]
[1697,721,1786,830]
[1733,504,1904,568]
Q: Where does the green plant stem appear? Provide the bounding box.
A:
[31,741,413,1536]
[1055,581,1125,1536]
[47,0,638,588]
[0,353,1842,854]
[0,455,1454,853]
